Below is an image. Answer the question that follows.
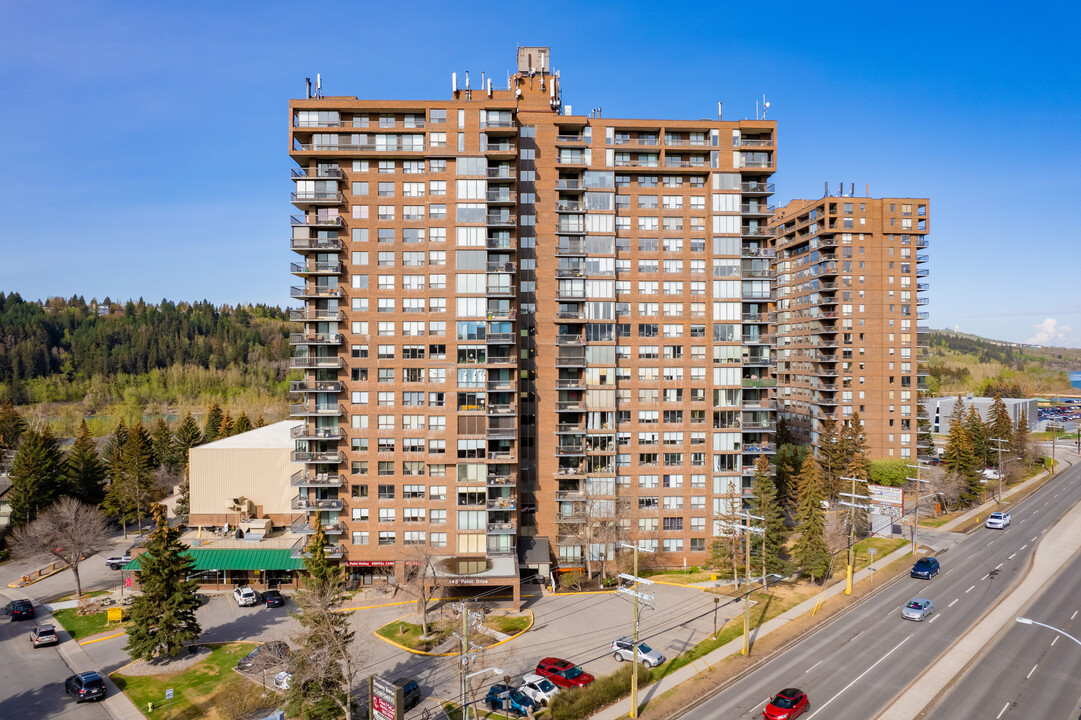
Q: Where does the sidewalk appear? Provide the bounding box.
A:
[877,460,1081,719]
[590,458,1071,720]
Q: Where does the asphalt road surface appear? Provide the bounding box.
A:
[674,459,1081,720]
[925,546,1081,720]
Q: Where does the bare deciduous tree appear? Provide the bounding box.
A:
[396,542,440,638]
[10,497,112,597]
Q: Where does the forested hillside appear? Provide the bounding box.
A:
[927,329,1080,397]
[0,294,293,432]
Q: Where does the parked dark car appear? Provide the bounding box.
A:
[65,671,107,703]
[237,641,290,670]
[5,599,35,621]
[910,557,940,579]
[263,590,285,608]
[485,684,535,718]
[31,624,59,647]
[394,677,421,710]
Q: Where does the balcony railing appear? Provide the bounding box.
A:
[291,191,344,204]
[486,190,517,203]
[556,200,583,212]
[556,401,586,411]
[487,496,517,510]
[291,495,344,511]
[290,518,344,535]
[290,471,345,488]
[290,262,343,275]
[486,214,517,226]
[484,142,517,153]
[741,182,775,194]
[556,355,587,367]
[290,167,345,179]
[290,237,344,253]
[290,450,345,463]
[737,137,774,147]
[289,424,343,439]
[556,334,585,345]
[555,180,583,190]
[487,403,516,415]
[290,332,343,345]
[290,215,343,227]
[485,333,514,344]
[487,472,517,486]
[486,261,516,273]
[290,536,345,559]
[290,286,344,299]
[289,356,344,369]
[555,379,584,389]
[487,168,514,179]
[486,237,516,250]
[488,451,515,461]
[556,134,587,143]
[289,309,344,322]
[487,522,517,534]
[742,378,777,388]
[289,403,345,417]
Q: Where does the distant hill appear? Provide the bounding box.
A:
[928,329,1081,397]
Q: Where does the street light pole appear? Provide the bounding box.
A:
[906,463,930,554]
[618,542,655,719]
[839,476,870,595]
[1016,617,1081,648]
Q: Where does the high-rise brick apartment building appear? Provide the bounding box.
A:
[770,195,929,459]
[288,47,776,599]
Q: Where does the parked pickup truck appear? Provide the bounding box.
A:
[105,555,131,570]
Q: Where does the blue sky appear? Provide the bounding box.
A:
[2,1,1079,346]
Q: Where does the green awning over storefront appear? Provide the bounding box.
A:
[123,548,304,572]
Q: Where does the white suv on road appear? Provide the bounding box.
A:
[233,586,258,607]
[986,511,1011,529]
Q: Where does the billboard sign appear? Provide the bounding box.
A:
[867,483,904,519]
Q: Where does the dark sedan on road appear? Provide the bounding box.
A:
[5,599,35,621]
[910,557,940,579]
[65,671,107,703]
[263,590,285,608]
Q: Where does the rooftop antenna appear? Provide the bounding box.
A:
[824,180,829,197]
[465,71,471,100]
[452,72,458,96]
[762,94,770,118]
[488,78,493,98]
[717,101,723,120]
[316,73,322,99]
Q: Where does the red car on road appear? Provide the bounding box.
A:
[763,687,808,719]
[535,657,594,688]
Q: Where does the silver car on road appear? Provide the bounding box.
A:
[611,637,666,667]
[902,598,934,621]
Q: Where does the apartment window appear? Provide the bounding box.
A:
[377,484,395,500]
[378,532,396,546]
[352,531,369,545]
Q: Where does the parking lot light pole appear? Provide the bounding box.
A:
[1016,617,1081,649]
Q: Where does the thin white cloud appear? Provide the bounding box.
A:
[1027,318,1074,346]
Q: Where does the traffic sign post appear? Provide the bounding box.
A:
[165,688,174,720]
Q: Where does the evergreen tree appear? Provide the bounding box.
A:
[172,413,203,519]
[965,406,990,469]
[842,413,872,480]
[817,417,846,499]
[0,399,27,450]
[987,394,1014,465]
[151,417,177,473]
[254,415,266,428]
[63,419,106,505]
[233,412,253,435]
[125,504,202,659]
[775,417,795,447]
[773,443,808,508]
[218,410,235,438]
[123,423,158,534]
[943,399,980,501]
[204,402,223,442]
[916,395,935,457]
[102,419,128,489]
[1012,409,1032,463]
[792,454,830,582]
[750,457,788,576]
[8,427,64,526]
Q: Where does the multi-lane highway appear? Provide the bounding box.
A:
[676,457,1081,720]
[925,541,1081,719]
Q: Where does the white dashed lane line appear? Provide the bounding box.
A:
[1027,664,1038,679]
[1008,553,1016,560]
[948,599,959,608]
[966,585,975,593]
[928,615,939,624]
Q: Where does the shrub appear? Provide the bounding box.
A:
[547,663,651,720]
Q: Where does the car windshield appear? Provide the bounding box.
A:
[535,679,555,692]
[562,666,583,679]
[638,643,652,653]
[772,695,798,709]
[510,691,530,703]
[907,601,923,609]
[916,559,932,568]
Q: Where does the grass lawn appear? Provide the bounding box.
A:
[51,608,118,640]
[852,538,908,571]
[483,614,531,635]
[639,569,716,585]
[112,642,258,720]
[54,589,110,603]
[376,620,453,651]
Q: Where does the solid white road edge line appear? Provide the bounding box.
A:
[804,635,911,719]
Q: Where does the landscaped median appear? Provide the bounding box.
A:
[110,642,280,720]
[375,609,534,655]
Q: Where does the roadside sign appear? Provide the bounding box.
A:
[867,548,877,556]
[165,688,173,699]
[107,607,123,623]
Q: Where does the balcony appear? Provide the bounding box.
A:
[556,240,586,255]
[291,190,345,207]
[484,141,517,156]
[556,334,585,345]
[556,200,583,212]
[289,424,343,440]
[557,465,585,477]
[487,472,517,486]
[741,421,776,431]
[743,442,777,454]
[556,155,588,167]
[556,266,585,278]
[556,355,586,368]
[557,310,586,319]
[556,400,586,411]
[487,403,516,415]
[488,451,515,461]
[290,286,344,299]
[487,425,517,440]
[556,134,588,144]
[556,379,584,389]
[742,378,777,388]
[487,496,517,510]
[291,167,345,180]
[291,495,344,511]
[289,403,345,417]
[486,237,516,251]
[487,167,514,179]
[290,517,345,535]
[487,522,517,535]
[290,537,345,559]
[485,213,517,228]
[556,443,585,456]
[290,332,343,346]
[556,180,584,191]
[291,236,344,252]
[486,190,517,204]
[485,333,514,344]
[737,137,774,148]
[487,261,517,273]
[290,471,345,488]
[290,261,343,276]
[742,334,774,345]
[289,308,344,322]
[741,226,771,238]
[741,290,776,301]
[290,450,345,464]
[740,182,775,195]
[290,214,343,228]
[289,356,344,370]
[556,422,585,433]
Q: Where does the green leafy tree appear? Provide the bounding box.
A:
[8,427,64,526]
[842,412,872,480]
[125,504,202,659]
[63,419,106,505]
[869,459,908,487]
[750,456,788,575]
[233,412,253,435]
[204,401,224,442]
[792,454,830,582]
[286,521,360,720]
[0,399,27,450]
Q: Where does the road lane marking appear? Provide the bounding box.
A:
[944,569,953,575]
[966,585,975,593]
[1052,637,1059,646]
[1028,664,1038,678]
[1020,544,1027,551]
[987,540,995,546]
[928,615,939,624]
[1008,553,1016,560]
[1073,611,1078,620]
[948,599,959,608]
[995,563,1004,570]
[981,574,990,580]
[805,660,823,674]
[997,702,1010,719]
[849,631,863,642]
[805,635,911,719]
[1032,536,1038,542]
